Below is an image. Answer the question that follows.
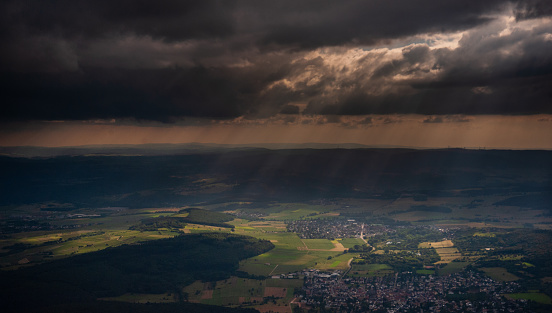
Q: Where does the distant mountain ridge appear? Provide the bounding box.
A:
[0,142,529,158]
[0,143,429,157]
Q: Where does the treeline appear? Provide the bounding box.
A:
[357,249,440,272]
[0,233,273,312]
[130,217,187,231]
[454,229,552,256]
[348,244,373,253]
[3,300,259,313]
[367,226,444,250]
[179,208,235,228]
[129,208,236,231]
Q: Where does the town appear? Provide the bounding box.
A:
[298,270,528,312]
[286,218,393,240]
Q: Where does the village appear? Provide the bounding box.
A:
[286,218,394,240]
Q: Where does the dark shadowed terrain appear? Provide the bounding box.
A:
[0,147,550,209]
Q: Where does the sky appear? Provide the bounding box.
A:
[1,0,551,149]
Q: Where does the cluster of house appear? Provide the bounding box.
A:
[271,272,300,280]
[298,270,528,312]
[286,219,392,239]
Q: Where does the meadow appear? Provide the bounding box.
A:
[505,293,552,304]
[479,267,520,282]
[183,276,303,310]
[348,263,394,277]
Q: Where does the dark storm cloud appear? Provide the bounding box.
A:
[0,0,512,45]
[256,1,509,49]
[0,67,266,121]
[279,105,301,115]
[515,0,552,20]
[0,0,551,122]
[304,16,552,115]
[0,0,519,71]
[0,0,236,41]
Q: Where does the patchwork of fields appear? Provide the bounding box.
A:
[2,201,552,312]
[419,240,461,264]
[183,277,302,312]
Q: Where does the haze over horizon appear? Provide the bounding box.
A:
[1,1,551,149]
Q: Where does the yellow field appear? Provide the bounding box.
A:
[435,247,461,263]
[419,240,460,264]
[419,239,454,249]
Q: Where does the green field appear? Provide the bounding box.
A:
[302,239,335,250]
[229,222,356,276]
[505,293,552,304]
[438,262,471,276]
[315,253,355,271]
[0,228,178,270]
[351,263,392,271]
[237,232,316,275]
[257,203,331,221]
[348,263,393,277]
[416,269,435,275]
[183,277,303,307]
[480,267,519,281]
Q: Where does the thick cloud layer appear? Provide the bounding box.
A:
[1,0,551,121]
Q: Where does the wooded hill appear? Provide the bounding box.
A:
[0,233,274,312]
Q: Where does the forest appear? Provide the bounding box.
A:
[0,233,274,312]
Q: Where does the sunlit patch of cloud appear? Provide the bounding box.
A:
[472,86,493,94]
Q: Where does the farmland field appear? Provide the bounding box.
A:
[301,239,335,250]
[315,253,355,271]
[419,240,460,264]
[419,240,454,249]
[348,263,393,277]
[480,267,520,282]
[435,247,461,263]
[351,263,392,271]
[183,277,302,310]
[0,228,178,270]
[505,293,552,304]
[438,262,471,276]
